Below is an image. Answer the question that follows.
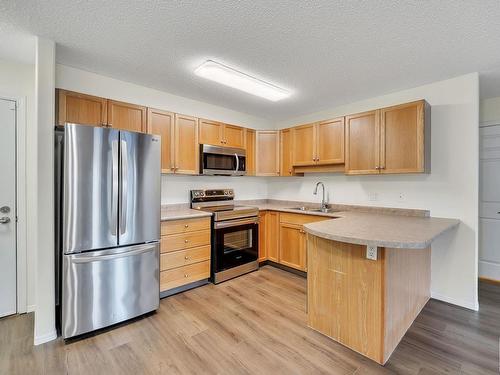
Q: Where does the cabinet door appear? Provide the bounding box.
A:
[246,129,256,176]
[108,100,147,132]
[266,211,280,262]
[292,123,316,166]
[223,124,246,148]
[345,110,380,174]
[174,114,199,175]
[57,89,107,126]
[316,118,345,165]
[279,223,306,271]
[258,211,267,261]
[199,119,222,146]
[256,131,280,176]
[379,100,426,174]
[147,108,175,173]
[280,129,294,176]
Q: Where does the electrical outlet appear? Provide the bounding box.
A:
[368,192,378,201]
[366,245,378,260]
[398,192,406,202]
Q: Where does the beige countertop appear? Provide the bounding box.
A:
[303,211,459,249]
[161,206,212,221]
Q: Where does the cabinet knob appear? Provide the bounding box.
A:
[184,239,189,243]
[184,274,189,278]
[184,224,189,228]
[185,256,190,260]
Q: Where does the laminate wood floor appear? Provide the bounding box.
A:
[1,266,499,374]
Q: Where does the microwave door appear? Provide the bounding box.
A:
[62,125,119,254]
[118,130,161,246]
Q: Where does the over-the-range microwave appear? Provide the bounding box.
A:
[200,144,246,176]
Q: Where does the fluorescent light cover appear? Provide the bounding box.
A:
[194,60,291,101]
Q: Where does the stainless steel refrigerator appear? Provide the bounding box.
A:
[55,124,161,339]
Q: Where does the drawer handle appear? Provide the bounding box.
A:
[185,256,190,260]
[184,224,189,228]
[184,274,189,278]
[184,239,189,243]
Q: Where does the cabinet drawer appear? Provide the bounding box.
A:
[160,261,210,291]
[161,217,211,236]
[161,230,210,253]
[280,212,329,225]
[160,245,211,271]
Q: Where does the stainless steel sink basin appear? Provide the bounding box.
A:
[288,207,340,214]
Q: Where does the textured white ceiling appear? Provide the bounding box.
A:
[2,1,500,120]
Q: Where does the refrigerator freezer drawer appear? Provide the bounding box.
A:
[62,243,159,339]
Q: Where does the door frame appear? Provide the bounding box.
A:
[0,93,28,314]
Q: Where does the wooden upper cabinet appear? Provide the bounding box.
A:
[246,129,256,176]
[292,123,316,166]
[198,120,246,148]
[199,119,222,146]
[280,129,294,176]
[223,124,246,148]
[379,100,428,174]
[174,114,199,175]
[316,118,345,165]
[256,131,280,176]
[108,100,147,132]
[345,110,380,175]
[147,108,175,173]
[57,89,107,126]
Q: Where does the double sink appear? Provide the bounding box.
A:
[288,206,341,215]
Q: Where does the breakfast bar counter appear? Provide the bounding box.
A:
[303,212,459,365]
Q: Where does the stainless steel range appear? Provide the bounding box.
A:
[191,189,259,283]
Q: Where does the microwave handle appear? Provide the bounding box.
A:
[234,153,239,174]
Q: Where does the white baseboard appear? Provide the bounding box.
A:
[431,292,479,311]
[34,330,58,346]
[26,304,36,313]
[479,260,500,281]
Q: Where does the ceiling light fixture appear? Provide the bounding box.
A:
[194,60,291,102]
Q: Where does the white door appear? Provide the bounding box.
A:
[0,98,17,317]
[479,125,500,281]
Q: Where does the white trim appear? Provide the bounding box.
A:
[34,330,57,346]
[0,93,28,315]
[479,120,500,128]
[26,304,35,313]
[431,292,479,311]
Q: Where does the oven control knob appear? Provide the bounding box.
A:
[224,191,228,195]
[200,192,205,196]
[194,192,199,196]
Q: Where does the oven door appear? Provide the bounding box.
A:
[213,217,258,272]
[201,144,246,176]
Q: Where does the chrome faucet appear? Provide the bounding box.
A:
[313,182,328,212]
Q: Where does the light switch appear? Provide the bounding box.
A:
[366,245,378,260]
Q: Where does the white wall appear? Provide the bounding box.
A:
[34,37,56,345]
[480,97,500,125]
[0,59,36,312]
[271,73,480,310]
[161,175,268,204]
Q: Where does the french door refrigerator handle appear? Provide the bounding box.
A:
[120,139,128,236]
[111,139,119,236]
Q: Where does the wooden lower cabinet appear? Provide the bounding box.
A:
[160,217,211,293]
[307,235,431,364]
[266,211,280,262]
[258,211,267,261]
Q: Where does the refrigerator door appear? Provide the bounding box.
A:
[119,130,161,246]
[62,242,159,338]
[63,124,119,254]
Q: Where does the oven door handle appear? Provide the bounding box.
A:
[234,153,239,174]
[214,217,259,229]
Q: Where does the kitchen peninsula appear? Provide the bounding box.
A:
[304,212,459,365]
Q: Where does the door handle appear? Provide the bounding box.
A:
[120,139,128,236]
[0,217,11,224]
